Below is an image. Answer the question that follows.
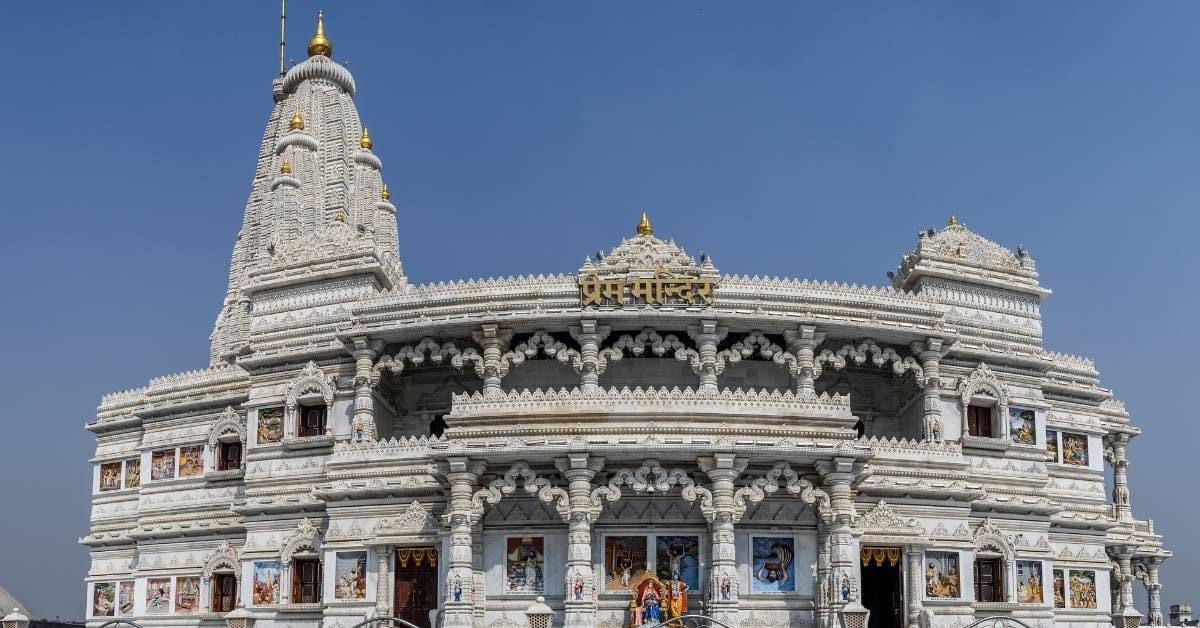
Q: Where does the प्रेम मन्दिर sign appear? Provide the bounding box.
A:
[579,271,717,307]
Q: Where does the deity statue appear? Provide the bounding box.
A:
[633,575,666,626]
[666,575,688,618]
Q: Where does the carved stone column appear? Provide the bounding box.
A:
[1147,559,1164,625]
[817,458,861,623]
[688,319,729,393]
[904,546,924,628]
[200,576,213,614]
[556,453,604,628]
[351,337,382,441]
[570,320,611,392]
[700,453,748,627]
[1113,548,1143,628]
[442,457,484,628]
[472,324,513,396]
[785,325,825,395]
[375,544,392,615]
[1107,433,1133,522]
[912,338,944,441]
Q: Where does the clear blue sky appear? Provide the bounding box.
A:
[1,1,1196,619]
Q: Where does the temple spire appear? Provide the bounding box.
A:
[637,211,653,236]
[307,10,332,58]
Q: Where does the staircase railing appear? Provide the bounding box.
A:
[648,615,739,628]
[963,617,1037,628]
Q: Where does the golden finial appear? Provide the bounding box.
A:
[636,211,653,236]
[359,127,373,150]
[381,184,391,201]
[335,212,345,222]
[280,160,292,175]
[289,110,305,131]
[948,214,959,226]
[307,10,332,58]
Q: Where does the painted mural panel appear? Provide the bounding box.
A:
[604,535,648,592]
[1016,561,1044,604]
[118,581,134,616]
[1009,407,1036,445]
[124,459,140,489]
[1062,432,1090,466]
[751,536,796,593]
[178,446,204,478]
[924,551,960,599]
[174,577,201,613]
[92,583,115,617]
[656,535,700,592]
[145,578,171,614]
[334,551,368,599]
[150,449,175,481]
[506,537,545,593]
[1069,570,1098,609]
[1046,429,1059,463]
[1053,569,1066,608]
[99,463,122,492]
[258,407,284,444]
[253,561,282,606]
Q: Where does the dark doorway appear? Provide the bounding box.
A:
[394,547,439,628]
[861,548,904,628]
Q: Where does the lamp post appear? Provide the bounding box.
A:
[1,608,29,628]
[524,596,554,628]
[224,606,255,628]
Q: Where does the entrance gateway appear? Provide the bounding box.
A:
[860,547,904,628]
[394,547,439,628]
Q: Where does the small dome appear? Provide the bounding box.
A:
[307,11,332,58]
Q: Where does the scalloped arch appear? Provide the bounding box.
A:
[202,541,240,579]
[958,362,1008,407]
[285,361,335,406]
[207,406,246,449]
[281,518,322,565]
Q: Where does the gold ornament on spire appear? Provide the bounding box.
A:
[280,160,292,175]
[381,184,391,201]
[636,211,653,236]
[289,110,305,131]
[335,212,345,223]
[948,214,959,226]
[307,10,332,58]
[360,127,373,150]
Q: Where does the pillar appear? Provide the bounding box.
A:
[1147,559,1164,625]
[912,338,944,441]
[818,458,860,624]
[472,324,513,396]
[1109,433,1133,522]
[556,453,604,628]
[688,320,728,393]
[201,576,213,613]
[905,546,925,628]
[351,337,382,441]
[375,544,392,615]
[1113,548,1143,628]
[443,457,484,628]
[785,325,825,395]
[816,531,833,628]
[700,454,748,627]
[570,321,611,393]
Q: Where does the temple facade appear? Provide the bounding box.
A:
[83,13,1169,628]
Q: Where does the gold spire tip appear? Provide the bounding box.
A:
[280,160,292,175]
[948,214,959,226]
[335,212,345,223]
[381,184,391,201]
[636,211,653,236]
[289,110,304,131]
[307,10,332,58]
[360,127,373,150]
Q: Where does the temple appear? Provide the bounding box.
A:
[83,13,1169,628]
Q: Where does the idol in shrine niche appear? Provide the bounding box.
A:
[633,575,665,626]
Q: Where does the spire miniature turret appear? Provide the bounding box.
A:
[307,11,332,58]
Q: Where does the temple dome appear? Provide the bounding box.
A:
[581,215,718,278]
[893,217,1046,297]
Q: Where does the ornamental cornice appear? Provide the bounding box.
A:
[859,436,963,462]
[856,500,924,534]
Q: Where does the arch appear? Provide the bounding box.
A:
[281,518,322,565]
[207,406,246,449]
[972,518,1015,559]
[202,541,241,580]
[957,363,1008,408]
[285,361,335,406]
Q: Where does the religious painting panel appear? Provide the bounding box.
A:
[333,551,368,600]
[1052,569,1066,608]
[1061,432,1090,467]
[124,459,140,489]
[92,582,115,617]
[1046,429,1059,463]
[604,535,648,592]
[118,581,134,616]
[506,536,545,594]
[150,449,175,481]
[751,536,796,593]
[257,407,284,444]
[924,551,961,599]
[252,561,282,606]
[99,462,122,492]
[1016,560,1044,604]
[1009,407,1036,445]
[145,578,171,614]
[1068,570,1097,609]
[655,535,700,592]
[178,446,204,478]
[174,576,201,613]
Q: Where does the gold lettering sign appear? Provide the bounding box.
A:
[579,269,716,307]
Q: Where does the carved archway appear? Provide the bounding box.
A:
[202,541,241,579]
[284,361,336,438]
[589,459,714,521]
[972,518,1016,602]
[957,363,1009,439]
[206,406,246,471]
[281,517,322,565]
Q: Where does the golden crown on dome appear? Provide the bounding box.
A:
[360,128,373,150]
[279,160,292,175]
[289,110,305,131]
[636,212,653,236]
[381,184,391,201]
[307,11,332,58]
